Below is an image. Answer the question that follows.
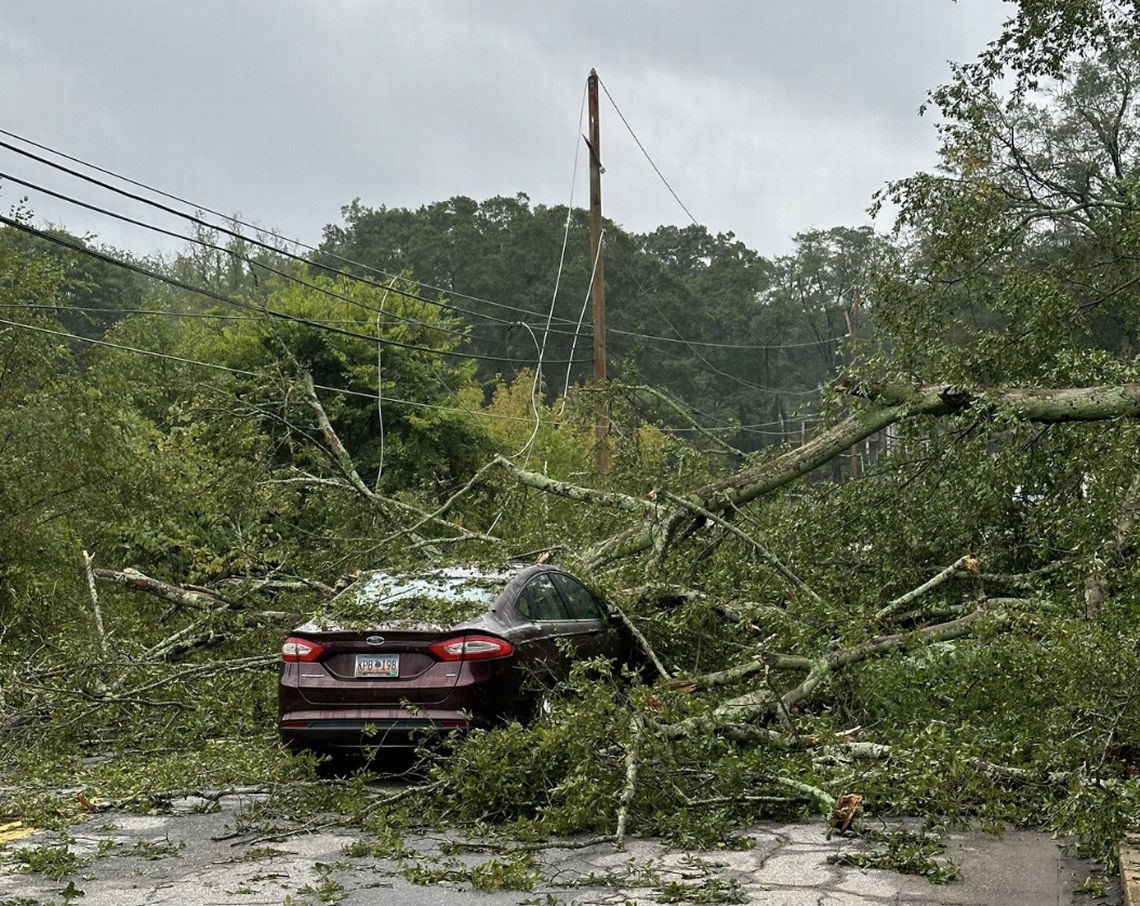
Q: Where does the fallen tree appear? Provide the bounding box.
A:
[494,382,1140,568]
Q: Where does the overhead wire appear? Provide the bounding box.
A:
[373,278,396,490]
[0,214,582,367]
[562,228,604,406]
[3,204,789,442]
[0,168,505,346]
[0,303,374,325]
[0,126,600,328]
[4,213,829,439]
[0,314,538,423]
[0,128,841,353]
[591,76,849,381]
[0,137,590,336]
[0,129,847,443]
[2,229,820,444]
[3,162,847,367]
[597,76,700,227]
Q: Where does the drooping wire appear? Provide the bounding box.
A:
[597,76,700,227]
[561,228,605,410]
[374,278,396,491]
[518,78,590,462]
[510,321,544,459]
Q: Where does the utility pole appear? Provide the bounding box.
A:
[587,69,610,477]
[846,290,860,480]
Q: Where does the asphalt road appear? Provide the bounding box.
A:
[0,792,1122,905]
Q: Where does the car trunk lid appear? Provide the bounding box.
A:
[292,628,461,705]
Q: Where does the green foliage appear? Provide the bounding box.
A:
[466,853,540,892]
[11,843,85,881]
[656,876,747,904]
[830,827,961,884]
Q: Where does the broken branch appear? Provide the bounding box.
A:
[875,554,978,622]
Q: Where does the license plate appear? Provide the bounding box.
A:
[355,654,399,678]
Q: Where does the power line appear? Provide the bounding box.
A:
[0,126,598,328]
[1,303,367,324]
[3,218,831,427]
[0,168,499,346]
[597,76,700,227]
[649,336,827,398]
[0,214,583,367]
[613,326,848,351]
[0,131,846,443]
[9,163,845,356]
[0,133,851,443]
[0,128,842,355]
[0,314,538,424]
[1,217,825,434]
[0,136,588,335]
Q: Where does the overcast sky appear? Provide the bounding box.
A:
[0,1,1011,262]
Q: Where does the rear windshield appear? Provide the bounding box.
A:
[322,570,503,629]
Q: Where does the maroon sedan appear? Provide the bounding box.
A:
[278,563,630,754]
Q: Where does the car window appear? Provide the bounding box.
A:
[519,574,570,621]
[551,573,604,620]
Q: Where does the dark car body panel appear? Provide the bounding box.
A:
[278,564,629,753]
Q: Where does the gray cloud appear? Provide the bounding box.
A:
[0,0,1008,259]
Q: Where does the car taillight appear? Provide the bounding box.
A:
[428,635,514,661]
[281,637,326,662]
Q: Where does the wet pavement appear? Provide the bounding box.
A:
[0,793,1121,905]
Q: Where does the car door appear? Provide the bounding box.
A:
[510,572,601,681]
[512,572,568,674]
[548,571,621,661]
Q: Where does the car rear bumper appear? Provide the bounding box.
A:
[279,708,490,751]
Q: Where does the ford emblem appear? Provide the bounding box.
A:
[365,635,386,646]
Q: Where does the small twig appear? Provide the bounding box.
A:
[236,817,351,846]
[94,567,232,611]
[405,458,502,536]
[144,618,215,661]
[609,605,672,681]
[673,648,812,692]
[441,835,617,854]
[772,776,836,813]
[492,454,652,514]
